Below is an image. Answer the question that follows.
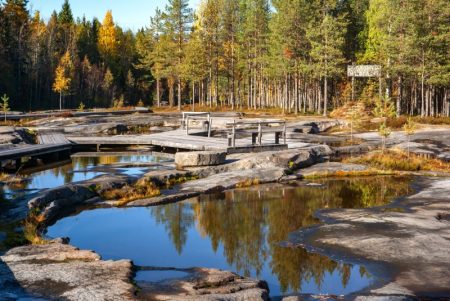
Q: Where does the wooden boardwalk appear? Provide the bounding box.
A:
[0,144,72,162]
[37,132,71,144]
[68,129,309,152]
[0,131,72,164]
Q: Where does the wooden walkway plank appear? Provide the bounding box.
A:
[0,144,72,161]
[68,129,295,153]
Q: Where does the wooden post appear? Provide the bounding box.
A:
[379,76,382,101]
[283,122,287,145]
[258,122,262,146]
[207,113,211,137]
[232,120,236,148]
[15,158,21,169]
[186,116,189,135]
[351,76,355,101]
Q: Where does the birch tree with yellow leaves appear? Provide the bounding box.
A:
[53,51,73,111]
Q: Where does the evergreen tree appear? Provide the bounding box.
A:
[164,0,193,110]
[57,0,73,25]
[307,2,347,116]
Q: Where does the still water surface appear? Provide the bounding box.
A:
[47,176,412,297]
[1,154,170,200]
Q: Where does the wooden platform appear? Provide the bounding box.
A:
[37,132,71,144]
[0,144,72,161]
[0,131,73,166]
[68,129,300,152]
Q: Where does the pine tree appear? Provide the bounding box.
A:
[1,0,30,109]
[102,68,114,105]
[57,0,73,25]
[307,2,347,116]
[164,0,193,110]
[1,94,10,122]
[181,30,208,110]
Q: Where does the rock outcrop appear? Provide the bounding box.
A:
[175,151,227,169]
[137,267,269,301]
[289,178,450,298]
[0,241,136,301]
[28,174,134,225]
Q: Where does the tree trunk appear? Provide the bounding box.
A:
[156,78,160,107]
[192,82,195,111]
[396,76,402,117]
[323,76,328,117]
[177,79,182,111]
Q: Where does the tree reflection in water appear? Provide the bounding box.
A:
[150,176,411,294]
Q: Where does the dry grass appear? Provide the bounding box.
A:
[162,174,199,186]
[101,182,161,206]
[23,210,47,245]
[303,169,399,179]
[345,150,450,172]
[235,178,260,188]
[413,116,450,125]
[100,174,199,206]
[151,104,318,117]
[0,172,25,183]
[0,120,22,126]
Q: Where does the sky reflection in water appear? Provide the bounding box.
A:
[1,154,168,199]
[47,176,412,297]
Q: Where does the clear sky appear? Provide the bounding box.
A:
[28,0,200,31]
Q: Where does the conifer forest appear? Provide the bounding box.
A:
[0,0,449,116]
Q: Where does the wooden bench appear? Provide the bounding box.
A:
[249,129,284,145]
[226,121,286,147]
[181,112,212,137]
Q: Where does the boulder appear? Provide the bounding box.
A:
[175,151,227,169]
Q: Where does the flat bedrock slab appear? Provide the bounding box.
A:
[0,241,136,301]
[138,267,269,301]
[296,162,369,178]
[175,151,227,168]
[289,177,450,298]
[191,146,332,176]
[129,147,332,207]
[128,167,285,207]
[1,242,268,301]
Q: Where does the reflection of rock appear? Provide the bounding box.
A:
[0,241,136,301]
[138,267,269,301]
[289,178,450,298]
[175,151,227,169]
[282,295,343,301]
